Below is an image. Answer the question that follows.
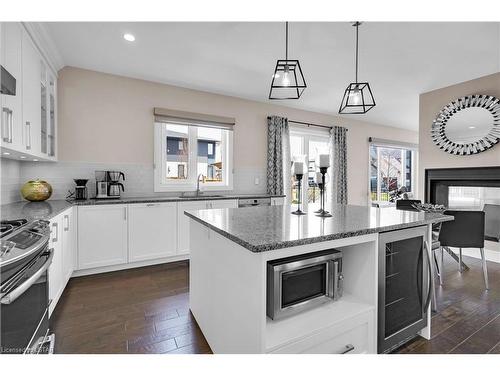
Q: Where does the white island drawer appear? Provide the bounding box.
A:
[269,310,373,354]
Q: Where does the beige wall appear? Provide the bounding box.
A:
[418,72,500,198]
[58,66,418,205]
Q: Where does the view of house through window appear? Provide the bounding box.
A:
[370,143,416,203]
[157,121,232,191]
[166,124,189,179]
[197,127,223,183]
[290,129,330,209]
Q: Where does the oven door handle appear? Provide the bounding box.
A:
[0,250,53,305]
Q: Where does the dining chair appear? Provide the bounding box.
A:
[438,210,489,290]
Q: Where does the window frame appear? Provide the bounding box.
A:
[154,122,234,192]
[368,139,418,204]
[289,125,331,208]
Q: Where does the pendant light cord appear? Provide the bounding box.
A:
[285,21,288,62]
[354,21,360,83]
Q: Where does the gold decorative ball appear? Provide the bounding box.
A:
[21,180,53,202]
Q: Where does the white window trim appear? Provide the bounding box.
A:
[367,139,419,204]
[290,126,330,208]
[154,122,234,192]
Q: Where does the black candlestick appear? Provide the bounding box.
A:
[314,182,323,213]
[292,173,306,215]
[316,167,332,218]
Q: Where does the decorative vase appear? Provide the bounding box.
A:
[21,180,53,202]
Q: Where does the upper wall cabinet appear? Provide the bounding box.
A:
[0,22,57,162]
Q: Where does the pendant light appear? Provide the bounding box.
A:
[339,22,376,114]
[269,22,307,100]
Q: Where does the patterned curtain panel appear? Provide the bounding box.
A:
[329,126,348,204]
[267,116,290,196]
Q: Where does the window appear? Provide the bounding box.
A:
[369,140,417,203]
[155,122,233,192]
[290,126,330,210]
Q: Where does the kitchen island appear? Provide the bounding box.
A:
[185,204,453,354]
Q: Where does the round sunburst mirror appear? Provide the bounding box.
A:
[431,95,500,155]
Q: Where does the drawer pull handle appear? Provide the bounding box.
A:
[339,344,355,354]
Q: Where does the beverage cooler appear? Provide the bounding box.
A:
[377,226,432,353]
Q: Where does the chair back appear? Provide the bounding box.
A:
[396,199,421,211]
[484,204,500,242]
[438,210,485,248]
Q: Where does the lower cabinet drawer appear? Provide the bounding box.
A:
[270,311,372,354]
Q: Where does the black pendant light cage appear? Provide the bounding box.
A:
[269,22,307,100]
[339,22,376,114]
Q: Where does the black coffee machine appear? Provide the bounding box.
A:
[73,179,89,200]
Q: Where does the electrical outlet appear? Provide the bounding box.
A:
[254,177,260,185]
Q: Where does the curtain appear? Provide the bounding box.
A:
[329,126,348,205]
[267,116,290,198]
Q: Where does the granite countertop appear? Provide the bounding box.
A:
[0,200,74,221]
[185,204,454,253]
[0,194,285,221]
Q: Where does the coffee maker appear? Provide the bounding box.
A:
[95,171,125,199]
[74,179,89,200]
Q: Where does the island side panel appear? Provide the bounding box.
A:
[189,219,266,353]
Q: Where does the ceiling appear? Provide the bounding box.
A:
[44,22,500,130]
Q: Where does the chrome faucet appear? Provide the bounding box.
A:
[196,173,205,196]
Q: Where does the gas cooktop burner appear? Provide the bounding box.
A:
[0,219,28,238]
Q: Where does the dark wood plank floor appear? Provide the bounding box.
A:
[51,253,500,354]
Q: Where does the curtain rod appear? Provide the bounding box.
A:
[267,117,347,131]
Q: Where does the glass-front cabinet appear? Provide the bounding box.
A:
[40,62,47,155]
[39,61,56,160]
[47,73,56,158]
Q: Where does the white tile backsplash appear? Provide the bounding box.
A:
[1,158,22,204]
[16,160,267,201]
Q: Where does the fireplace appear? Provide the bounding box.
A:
[425,166,500,242]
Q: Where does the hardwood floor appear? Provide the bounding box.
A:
[51,261,211,354]
[396,252,500,354]
[51,253,500,354]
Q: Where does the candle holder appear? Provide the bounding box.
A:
[292,173,306,215]
[316,167,332,218]
[314,181,323,213]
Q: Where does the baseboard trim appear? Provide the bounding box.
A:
[72,254,190,277]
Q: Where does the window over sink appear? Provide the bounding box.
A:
[154,108,234,192]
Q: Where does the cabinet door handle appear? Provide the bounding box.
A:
[2,107,13,143]
[124,207,127,220]
[339,344,355,354]
[64,215,69,231]
[52,222,58,242]
[26,121,31,150]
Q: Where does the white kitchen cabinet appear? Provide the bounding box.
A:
[177,200,208,255]
[1,22,24,152]
[1,22,58,161]
[177,199,238,255]
[209,199,238,209]
[271,197,285,206]
[78,205,128,270]
[128,202,177,262]
[48,213,63,317]
[21,28,42,156]
[61,207,76,284]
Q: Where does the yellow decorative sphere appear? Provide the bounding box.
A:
[21,180,53,202]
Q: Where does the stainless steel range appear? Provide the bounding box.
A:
[0,219,55,354]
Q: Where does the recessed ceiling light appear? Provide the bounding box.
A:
[20,156,26,159]
[468,126,476,129]
[33,159,38,162]
[3,152,10,155]
[123,33,135,42]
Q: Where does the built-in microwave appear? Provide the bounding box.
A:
[1,65,17,96]
[267,249,343,320]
